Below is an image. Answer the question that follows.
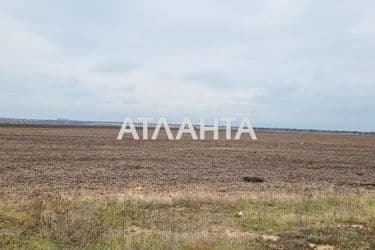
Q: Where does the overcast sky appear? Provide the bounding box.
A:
[1,0,374,131]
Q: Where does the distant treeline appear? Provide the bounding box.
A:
[0,117,374,135]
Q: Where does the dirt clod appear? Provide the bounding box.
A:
[243,176,265,183]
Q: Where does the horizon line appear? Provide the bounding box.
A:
[0,117,374,135]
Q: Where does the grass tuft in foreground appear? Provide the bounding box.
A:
[0,193,374,249]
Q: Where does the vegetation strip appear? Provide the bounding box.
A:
[0,194,374,249]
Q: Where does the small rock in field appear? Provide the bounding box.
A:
[243,176,265,183]
[262,235,279,242]
[308,244,336,250]
[351,224,365,230]
[236,211,244,217]
[315,245,335,250]
[308,243,317,249]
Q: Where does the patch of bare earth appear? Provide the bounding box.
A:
[0,126,374,198]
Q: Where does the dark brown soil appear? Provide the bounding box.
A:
[0,126,374,196]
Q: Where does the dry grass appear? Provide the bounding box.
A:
[0,190,374,249]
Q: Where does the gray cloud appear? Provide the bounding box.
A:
[93,62,139,75]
